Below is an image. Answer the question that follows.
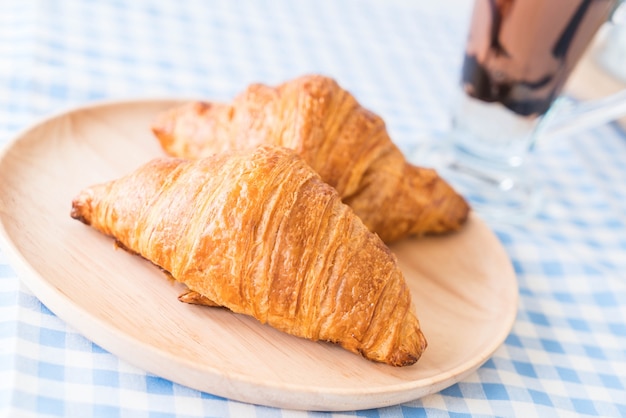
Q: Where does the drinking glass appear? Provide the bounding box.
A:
[413,0,626,222]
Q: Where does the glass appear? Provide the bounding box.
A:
[414,0,626,222]
[597,1,626,82]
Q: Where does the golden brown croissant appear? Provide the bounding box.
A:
[152,75,470,243]
[70,145,427,366]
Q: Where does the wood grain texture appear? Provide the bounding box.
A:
[0,100,518,411]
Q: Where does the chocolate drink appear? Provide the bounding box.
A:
[462,0,616,117]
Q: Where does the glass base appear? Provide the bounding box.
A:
[411,138,542,224]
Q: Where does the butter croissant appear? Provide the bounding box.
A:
[70,145,427,366]
[152,75,469,243]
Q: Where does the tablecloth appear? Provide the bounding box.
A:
[1,1,625,417]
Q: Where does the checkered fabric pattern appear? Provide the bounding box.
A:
[1,0,625,417]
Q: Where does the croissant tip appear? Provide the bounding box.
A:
[70,210,90,225]
[375,349,423,367]
[191,101,212,113]
[151,114,170,138]
[394,356,419,367]
[70,194,92,226]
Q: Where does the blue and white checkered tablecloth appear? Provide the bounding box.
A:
[1,1,626,417]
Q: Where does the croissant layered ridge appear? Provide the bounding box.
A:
[152,74,470,243]
[70,145,427,366]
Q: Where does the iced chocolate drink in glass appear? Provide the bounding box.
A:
[414,0,620,221]
[454,0,616,168]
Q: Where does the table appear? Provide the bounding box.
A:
[1,1,625,416]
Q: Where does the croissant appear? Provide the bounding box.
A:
[152,75,469,243]
[70,145,427,366]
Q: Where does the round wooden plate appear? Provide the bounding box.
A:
[0,100,518,411]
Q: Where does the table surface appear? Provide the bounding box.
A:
[1,1,625,417]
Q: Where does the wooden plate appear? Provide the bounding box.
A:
[0,100,518,411]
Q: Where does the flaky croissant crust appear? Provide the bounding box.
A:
[71,145,427,366]
[152,75,470,243]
